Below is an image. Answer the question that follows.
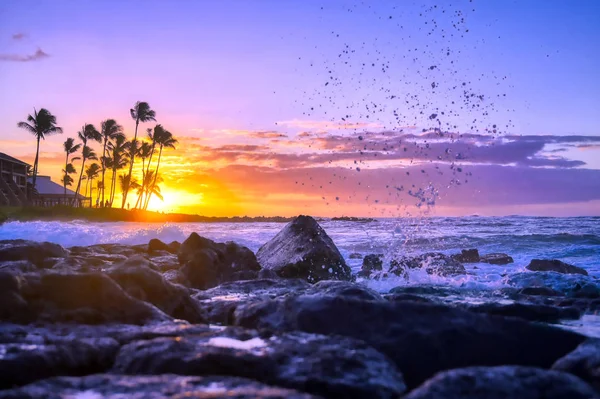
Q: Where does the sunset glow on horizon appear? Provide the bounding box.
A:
[1,0,599,217]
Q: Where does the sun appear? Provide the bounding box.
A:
[145,188,205,214]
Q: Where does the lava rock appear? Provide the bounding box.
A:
[389,253,466,277]
[480,253,514,265]
[148,238,171,253]
[306,280,384,301]
[0,240,68,267]
[404,366,597,399]
[465,302,581,323]
[256,215,351,283]
[527,259,588,276]
[113,331,406,399]
[0,338,118,389]
[553,338,600,390]
[178,233,261,289]
[0,374,319,399]
[362,254,383,272]
[451,249,480,263]
[233,295,585,389]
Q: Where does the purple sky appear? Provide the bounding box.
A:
[0,0,599,216]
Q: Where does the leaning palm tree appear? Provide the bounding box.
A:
[84,163,101,207]
[141,126,158,200]
[123,101,156,208]
[109,136,129,206]
[100,119,124,205]
[17,108,63,192]
[73,124,101,201]
[61,162,76,204]
[142,170,164,210]
[144,129,177,210]
[119,173,140,209]
[134,141,152,209]
[62,138,81,201]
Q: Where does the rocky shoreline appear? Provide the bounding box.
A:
[1,215,600,398]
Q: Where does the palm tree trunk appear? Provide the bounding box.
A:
[110,168,117,205]
[32,136,41,195]
[123,119,139,208]
[134,158,146,209]
[101,137,108,205]
[144,145,163,210]
[73,157,86,206]
[63,153,69,202]
[142,144,155,206]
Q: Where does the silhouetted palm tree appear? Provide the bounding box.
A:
[144,128,177,210]
[142,170,164,209]
[141,126,159,199]
[17,108,63,192]
[109,135,129,206]
[100,119,124,205]
[73,124,101,201]
[84,163,101,207]
[123,101,156,208]
[119,173,140,209]
[62,138,81,200]
[134,141,152,209]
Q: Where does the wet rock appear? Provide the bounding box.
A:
[480,253,514,265]
[0,338,118,389]
[15,272,170,324]
[404,366,597,399]
[168,241,181,252]
[88,243,146,257]
[0,272,27,321]
[306,280,383,301]
[148,238,170,253]
[451,248,480,263]
[162,269,190,286]
[151,254,180,272]
[0,374,319,399]
[233,295,585,389]
[362,254,383,272]
[0,260,37,275]
[527,259,588,276]
[113,331,406,399]
[509,272,599,298]
[553,338,600,390]
[465,302,581,323]
[178,233,261,289]
[106,257,205,323]
[258,269,279,279]
[348,252,363,259]
[0,240,68,267]
[518,286,562,297]
[383,293,434,303]
[256,215,351,283]
[389,253,466,277]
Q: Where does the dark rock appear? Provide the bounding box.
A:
[508,272,599,298]
[0,338,118,389]
[233,295,585,389]
[88,243,146,257]
[258,269,279,279]
[162,269,190,286]
[404,366,597,399]
[480,253,514,265]
[256,215,351,283]
[553,338,600,390]
[362,254,383,272]
[106,257,205,323]
[384,293,434,303]
[527,259,588,276]
[465,302,581,323]
[389,253,466,277]
[178,233,261,289]
[519,286,562,297]
[0,374,319,399]
[151,254,180,272]
[348,252,363,259]
[113,331,406,399]
[148,238,170,253]
[306,280,383,301]
[0,240,68,267]
[0,260,37,275]
[168,241,181,252]
[451,249,480,263]
[15,272,169,324]
[389,285,463,297]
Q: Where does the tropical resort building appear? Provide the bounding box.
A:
[0,152,87,207]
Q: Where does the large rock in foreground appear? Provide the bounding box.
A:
[404,366,597,399]
[233,295,585,389]
[0,374,319,399]
[553,338,600,390]
[178,233,261,289]
[0,240,68,267]
[256,215,351,283]
[527,259,588,276]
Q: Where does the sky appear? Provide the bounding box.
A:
[0,0,599,217]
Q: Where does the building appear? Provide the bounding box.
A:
[0,152,87,207]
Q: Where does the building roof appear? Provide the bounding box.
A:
[0,152,30,166]
[28,176,86,199]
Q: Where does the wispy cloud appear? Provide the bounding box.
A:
[0,48,49,62]
[11,33,27,41]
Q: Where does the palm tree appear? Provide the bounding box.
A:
[144,128,177,210]
[73,124,101,201]
[134,141,152,209]
[123,101,156,208]
[84,163,101,207]
[109,135,129,206]
[17,108,63,192]
[62,138,81,201]
[141,170,164,210]
[141,126,158,200]
[119,173,140,209]
[100,119,124,205]
[61,162,76,204]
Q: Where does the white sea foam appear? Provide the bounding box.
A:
[206,337,267,351]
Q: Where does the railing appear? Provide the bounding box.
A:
[7,178,28,204]
[0,177,21,206]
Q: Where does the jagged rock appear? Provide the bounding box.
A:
[480,253,514,265]
[0,374,319,399]
[404,366,597,399]
[0,240,68,267]
[106,257,205,323]
[389,253,466,277]
[451,249,480,263]
[233,295,585,389]
[349,253,363,259]
[256,215,351,283]
[527,259,588,276]
[113,331,406,399]
[178,233,261,289]
[0,338,118,389]
[553,338,600,390]
[464,302,581,323]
